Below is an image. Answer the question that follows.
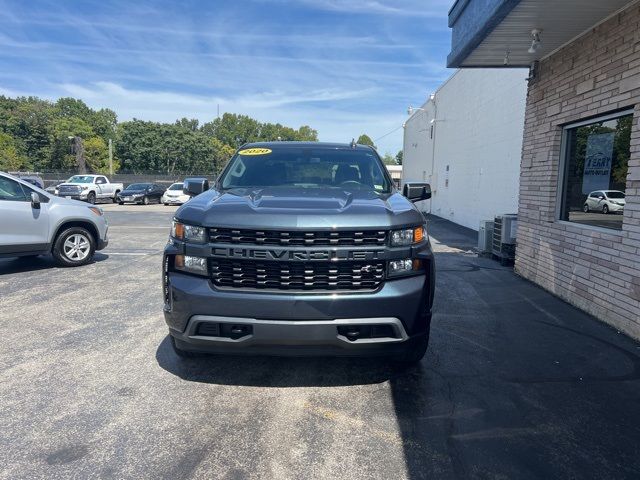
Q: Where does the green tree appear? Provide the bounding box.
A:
[395,150,403,165]
[3,97,54,170]
[0,132,30,171]
[84,136,119,174]
[381,152,396,165]
[356,134,375,147]
[201,113,262,148]
[175,118,200,131]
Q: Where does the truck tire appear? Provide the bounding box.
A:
[171,336,202,358]
[395,332,429,367]
[87,192,96,204]
[113,191,120,203]
[52,227,96,267]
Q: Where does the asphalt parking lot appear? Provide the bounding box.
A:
[1,208,639,479]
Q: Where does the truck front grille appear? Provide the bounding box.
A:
[58,185,82,195]
[210,259,385,291]
[209,228,387,246]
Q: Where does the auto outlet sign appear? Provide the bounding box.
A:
[582,132,614,194]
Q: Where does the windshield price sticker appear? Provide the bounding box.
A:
[238,148,272,156]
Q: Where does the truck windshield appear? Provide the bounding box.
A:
[68,176,94,183]
[220,147,392,193]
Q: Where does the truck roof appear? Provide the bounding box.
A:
[239,141,376,152]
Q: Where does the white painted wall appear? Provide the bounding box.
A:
[402,68,528,231]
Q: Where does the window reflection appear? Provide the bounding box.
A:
[560,113,632,230]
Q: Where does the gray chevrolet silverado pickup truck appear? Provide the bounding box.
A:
[162,141,435,364]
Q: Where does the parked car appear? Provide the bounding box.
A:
[56,174,123,204]
[163,142,435,365]
[0,171,109,266]
[583,190,626,214]
[117,183,165,205]
[14,173,45,189]
[161,182,190,205]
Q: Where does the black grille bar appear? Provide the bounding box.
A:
[209,228,387,246]
[210,259,385,291]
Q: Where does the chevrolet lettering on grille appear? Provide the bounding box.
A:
[211,247,381,261]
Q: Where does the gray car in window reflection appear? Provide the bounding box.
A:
[583,190,625,214]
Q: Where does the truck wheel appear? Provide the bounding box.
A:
[87,192,96,204]
[171,336,201,358]
[52,227,96,267]
[113,191,120,203]
[395,332,429,367]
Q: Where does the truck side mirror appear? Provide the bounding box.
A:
[183,178,210,197]
[30,192,41,209]
[403,182,432,202]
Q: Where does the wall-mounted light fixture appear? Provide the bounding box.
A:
[407,106,425,116]
[528,29,542,54]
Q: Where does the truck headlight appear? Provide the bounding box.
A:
[174,255,208,276]
[81,185,89,190]
[390,226,425,246]
[171,221,206,243]
[388,258,422,277]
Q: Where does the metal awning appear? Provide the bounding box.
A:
[448,0,637,67]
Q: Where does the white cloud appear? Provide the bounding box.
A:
[263,0,451,17]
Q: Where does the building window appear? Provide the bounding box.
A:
[559,111,632,230]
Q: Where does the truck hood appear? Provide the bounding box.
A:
[175,187,424,229]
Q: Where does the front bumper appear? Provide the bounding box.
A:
[607,203,624,213]
[58,192,88,201]
[164,264,434,356]
[162,195,189,204]
[118,195,144,203]
[171,315,419,356]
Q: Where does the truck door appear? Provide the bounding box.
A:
[98,177,115,197]
[95,176,109,198]
[0,176,50,251]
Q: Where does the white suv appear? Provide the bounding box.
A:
[583,190,626,214]
[0,172,109,266]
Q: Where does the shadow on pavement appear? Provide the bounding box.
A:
[390,216,640,479]
[0,252,109,275]
[156,335,401,388]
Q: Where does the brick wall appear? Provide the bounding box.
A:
[516,4,640,339]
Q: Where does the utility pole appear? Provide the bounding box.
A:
[108,139,113,176]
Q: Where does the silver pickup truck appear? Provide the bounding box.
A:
[0,172,109,266]
[56,174,124,204]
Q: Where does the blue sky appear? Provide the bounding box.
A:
[0,0,453,153]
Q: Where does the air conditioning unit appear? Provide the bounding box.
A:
[478,220,494,254]
[492,214,518,265]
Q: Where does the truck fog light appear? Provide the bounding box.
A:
[389,258,413,276]
[175,255,208,276]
